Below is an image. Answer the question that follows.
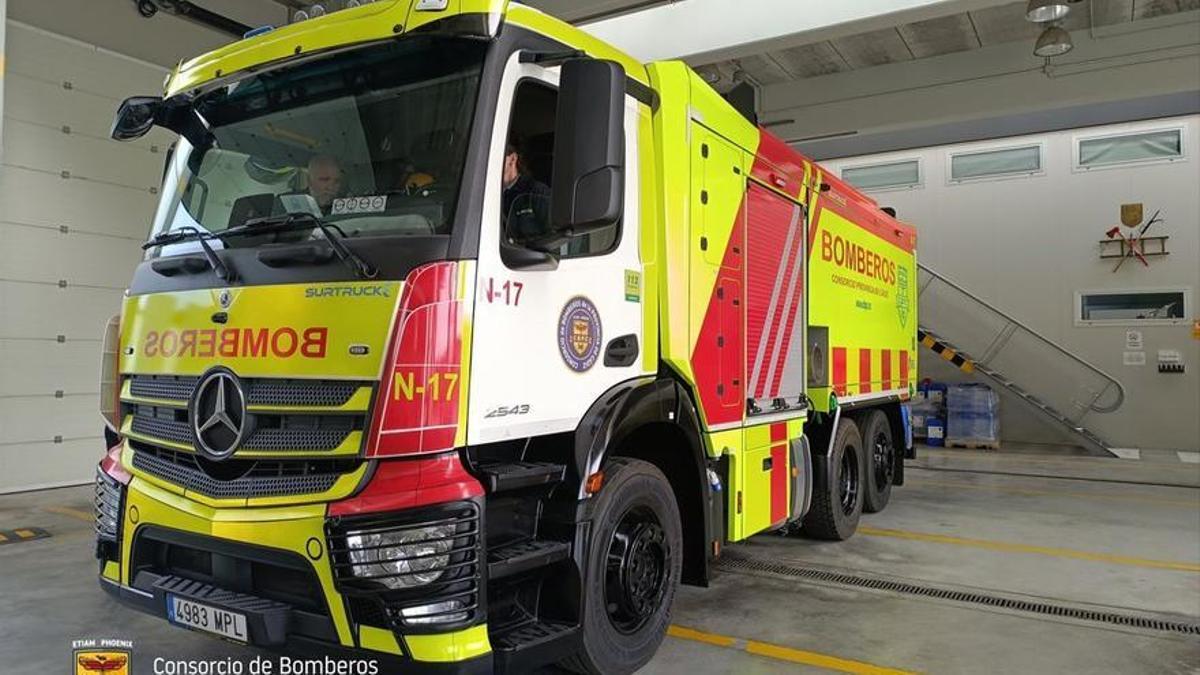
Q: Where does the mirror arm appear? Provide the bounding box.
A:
[519,49,585,66]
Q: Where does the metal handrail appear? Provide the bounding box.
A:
[917,262,1125,413]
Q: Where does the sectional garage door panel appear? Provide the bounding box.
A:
[0,396,101,445]
[0,439,105,493]
[0,168,159,239]
[1,23,168,492]
[0,340,101,399]
[0,284,124,341]
[0,223,141,290]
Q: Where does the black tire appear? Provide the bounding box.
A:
[801,418,864,541]
[861,410,894,513]
[560,457,682,675]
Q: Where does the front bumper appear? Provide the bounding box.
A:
[99,476,492,672]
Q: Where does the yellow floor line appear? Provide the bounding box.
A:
[668,625,916,674]
[911,478,1199,507]
[43,506,95,523]
[857,526,1200,572]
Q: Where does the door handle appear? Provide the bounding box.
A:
[604,334,639,367]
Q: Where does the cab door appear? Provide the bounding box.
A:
[466,56,649,445]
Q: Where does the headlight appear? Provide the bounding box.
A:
[345,524,455,589]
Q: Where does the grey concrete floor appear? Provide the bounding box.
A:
[1,447,1197,674]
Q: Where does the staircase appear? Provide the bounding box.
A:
[916,263,1124,456]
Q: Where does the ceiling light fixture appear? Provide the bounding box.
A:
[1033,24,1074,57]
[1025,0,1071,23]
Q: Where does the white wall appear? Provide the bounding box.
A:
[0,21,173,492]
[822,116,1200,452]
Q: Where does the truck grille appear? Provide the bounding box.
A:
[129,409,353,452]
[129,375,361,408]
[131,443,359,499]
[122,374,372,498]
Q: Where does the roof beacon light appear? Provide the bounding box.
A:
[1025,0,1071,23]
[244,25,275,39]
[293,9,309,21]
[1033,24,1074,56]
[310,4,327,17]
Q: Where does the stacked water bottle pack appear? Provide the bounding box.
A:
[945,383,1000,449]
[911,381,947,447]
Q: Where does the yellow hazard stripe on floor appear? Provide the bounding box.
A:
[667,625,916,674]
[0,527,51,544]
[44,505,96,523]
[857,526,1200,572]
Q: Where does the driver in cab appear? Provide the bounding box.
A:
[306,154,344,213]
[501,140,551,243]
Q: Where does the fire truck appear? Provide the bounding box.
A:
[95,1,918,672]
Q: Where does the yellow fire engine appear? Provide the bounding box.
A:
[95,1,918,672]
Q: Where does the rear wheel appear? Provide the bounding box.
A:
[561,457,681,675]
[801,418,864,540]
[861,410,894,513]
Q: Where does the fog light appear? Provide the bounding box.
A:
[400,599,469,625]
[345,524,455,589]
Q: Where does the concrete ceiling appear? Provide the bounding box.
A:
[8,0,288,67]
[693,0,1200,90]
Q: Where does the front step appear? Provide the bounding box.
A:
[489,539,571,580]
[492,620,579,673]
[477,461,565,492]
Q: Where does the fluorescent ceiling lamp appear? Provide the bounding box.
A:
[1034,24,1073,57]
[1026,0,1071,23]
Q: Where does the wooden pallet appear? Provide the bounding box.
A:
[946,439,1000,450]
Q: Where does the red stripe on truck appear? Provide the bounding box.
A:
[859,348,872,394]
[832,347,847,396]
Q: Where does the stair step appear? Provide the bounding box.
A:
[477,461,565,492]
[489,539,571,580]
[492,620,579,672]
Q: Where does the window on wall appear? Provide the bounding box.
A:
[841,159,921,191]
[1077,289,1188,324]
[1076,128,1184,170]
[949,144,1043,182]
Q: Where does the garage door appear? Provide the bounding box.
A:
[1,22,171,493]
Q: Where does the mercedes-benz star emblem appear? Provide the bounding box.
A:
[190,370,247,460]
[218,289,232,309]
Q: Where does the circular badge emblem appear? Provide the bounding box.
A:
[558,296,603,372]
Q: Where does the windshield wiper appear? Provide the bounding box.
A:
[143,226,231,281]
[233,213,377,279]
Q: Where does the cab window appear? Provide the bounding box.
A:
[502,80,619,259]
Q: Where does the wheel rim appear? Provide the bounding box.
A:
[873,430,894,489]
[839,446,860,516]
[604,505,670,635]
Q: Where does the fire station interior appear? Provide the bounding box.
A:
[0,0,1198,673]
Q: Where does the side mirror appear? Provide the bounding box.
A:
[111,96,164,141]
[551,59,625,234]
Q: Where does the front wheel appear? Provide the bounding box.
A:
[561,457,682,675]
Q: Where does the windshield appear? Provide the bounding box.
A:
[149,36,486,255]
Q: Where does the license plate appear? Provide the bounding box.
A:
[167,594,249,643]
